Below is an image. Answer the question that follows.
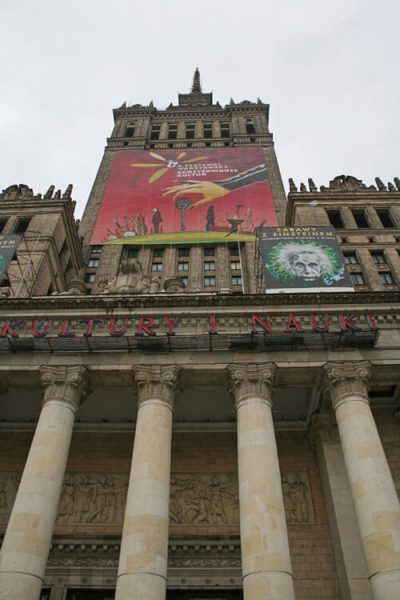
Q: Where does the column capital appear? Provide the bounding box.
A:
[133,365,181,410]
[323,361,371,410]
[39,365,89,412]
[227,363,276,409]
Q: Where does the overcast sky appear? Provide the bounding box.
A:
[1,0,399,218]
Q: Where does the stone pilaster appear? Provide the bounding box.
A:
[115,365,180,600]
[324,361,400,600]
[0,365,88,600]
[227,363,295,600]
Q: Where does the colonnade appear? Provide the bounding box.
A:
[0,361,399,600]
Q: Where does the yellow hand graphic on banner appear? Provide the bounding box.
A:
[162,181,230,208]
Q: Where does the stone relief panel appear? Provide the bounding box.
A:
[0,471,314,527]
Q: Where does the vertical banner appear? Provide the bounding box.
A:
[0,235,20,282]
[90,147,278,245]
[257,227,354,293]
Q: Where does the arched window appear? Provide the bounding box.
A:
[125,123,135,138]
[246,119,256,134]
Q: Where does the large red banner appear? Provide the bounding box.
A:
[90,147,278,245]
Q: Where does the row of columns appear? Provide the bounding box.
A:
[0,362,399,599]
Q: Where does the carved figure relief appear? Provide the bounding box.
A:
[282,472,314,524]
[0,473,19,521]
[57,474,128,525]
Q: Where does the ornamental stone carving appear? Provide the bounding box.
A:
[39,365,90,412]
[323,361,371,409]
[133,365,181,409]
[227,363,276,408]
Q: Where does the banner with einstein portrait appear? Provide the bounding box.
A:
[257,226,354,293]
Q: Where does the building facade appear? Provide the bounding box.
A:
[0,71,399,600]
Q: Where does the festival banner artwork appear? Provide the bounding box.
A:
[257,226,355,293]
[90,147,277,245]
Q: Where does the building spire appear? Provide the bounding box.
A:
[191,67,202,93]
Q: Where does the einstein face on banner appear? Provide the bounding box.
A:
[285,246,332,281]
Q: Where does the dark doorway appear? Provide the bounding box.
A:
[167,592,243,600]
[66,590,115,600]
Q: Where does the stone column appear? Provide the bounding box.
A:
[0,365,88,600]
[227,363,295,600]
[115,365,180,600]
[324,361,400,600]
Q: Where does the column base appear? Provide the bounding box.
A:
[115,572,166,600]
[243,570,295,600]
[371,569,400,600]
[0,571,42,600]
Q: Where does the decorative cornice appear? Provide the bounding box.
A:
[323,361,371,410]
[39,365,90,412]
[133,365,181,410]
[227,363,276,409]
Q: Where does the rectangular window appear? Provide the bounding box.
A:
[379,271,395,285]
[376,208,395,228]
[204,276,216,287]
[229,245,240,257]
[186,123,195,139]
[371,251,386,264]
[178,247,190,257]
[327,210,344,229]
[350,272,365,285]
[232,275,243,286]
[0,218,8,233]
[153,249,164,258]
[204,261,215,271]
[151,263,163,272]
[14,217,31,234]
[203,123,213,139]
[91,245,102,254]
[181,277,188,286]
[177,262,189,271]
[343,252,357,265]
[127,248,139,258]
[220,122,230,138]
[231,261,241,270]
[125,123,135,138]
[88,258,99,268]
[351,209,370,228]
[150,125,161,140]
[84,272,96,284]
[168,124,178,140]
[204,247,215,257]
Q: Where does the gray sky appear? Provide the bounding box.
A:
[1,0,399,218]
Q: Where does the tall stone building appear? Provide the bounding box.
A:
[0,70,399,600]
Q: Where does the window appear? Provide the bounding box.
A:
[231,261,241,270]
[177,262,189,271]
[178,247,190,258]
[204,247,215,257]
[88,258,99,268]
[14,217,31,234]
[153,249,164,258]
[91,245,102,254]
[327,210,344,229]
[84,272,96,284]
[125,123,135,138]
[232,275,243,286]
[168,124,178,140]
[186,123,195,139]
[343,252,357,265]
[379,271,395,285]
[371,251,386,264]
[204,276,216,287]
[351,209,370,228]
[181,277,188,286]
[246,119,256,134]
[127,248,139,258]
[376,208,395,228]
[151,263,163,272]
[220,122,230,138]
[151,125,161,140]
[203,123,213,139]
[229,245,240,257]
[0,218,8,233]
[204,261,215,271]
[350,272,365,285]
